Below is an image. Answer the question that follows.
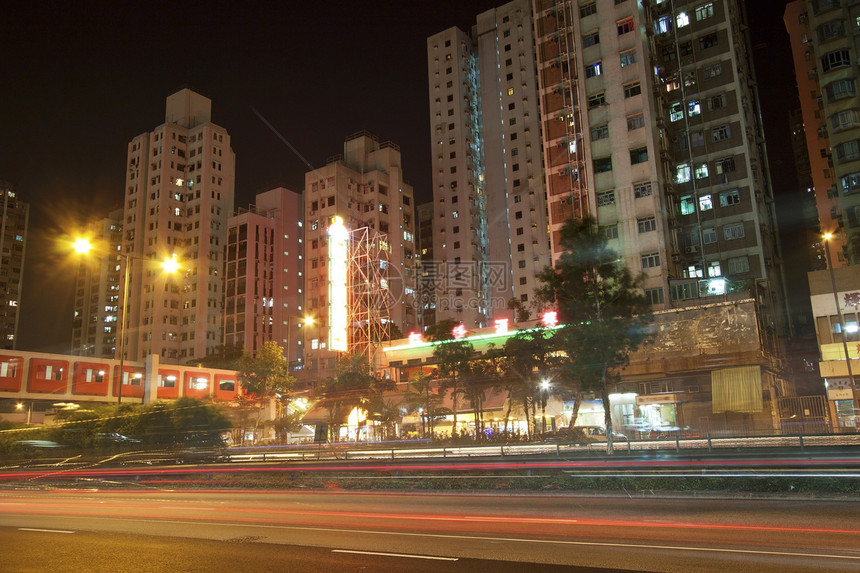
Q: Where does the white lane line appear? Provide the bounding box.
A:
[18,528,75,534]
[115,518,860,562]
[333,549,458,561]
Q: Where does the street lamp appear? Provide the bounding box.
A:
[822,233,856,410]
[73,237,180,404]
[15,401,31,425]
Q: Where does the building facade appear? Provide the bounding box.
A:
[302,132,418,381]
[790,0,860,262]
[225,187,303,366]
[121,89,235,364]
[785,0,846,266]
[0,183,28,350]
[428,0,552,327]
[72,209,123,358]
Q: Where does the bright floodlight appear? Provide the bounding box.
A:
[328,216,349,352]
[73,237,93,255]
[824,233,833,240]
[162,254,180,274]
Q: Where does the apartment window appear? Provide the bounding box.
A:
[591,124,609,140]
[446,66,452,74]
[509,117,517,126]
[826,78,856,102]
[630,146,648,164]
[634,181,652,198]
[830,110,860,131]
[842,172,860,193]
[675,163,691,183]
[836,140,860,162]
[695,163,709,179]
[516,227,524,236]
[597,190,616,206]
[519,277,528,285]
[517,243,525,252]
[583,30,600,47]
[508,87,515,96]
[680,195,696,215]
[588,92,606,108]
[515,211,522,219]
[703,227,717,244]
[822,49,851,72]
[723,222,745,240]
[691,131,705,147]
[503,29,511,38]
[656,15,672,34]
[627,113,645,131]
[504,44,511,52]
[695,3,714,20]
[720,189,740,206]
[641,252,661,269]
[518,260,526,268]
[585,61,602,78]
[624,82,642,98]
[677,12,690,28]
[602,224,619,239]
[707,261,722,278]
[594,156,613,173]
[452,211,459,218]
[699,32,718,50]
[714,157,736,174]
[645,288,665,305]
[727,256,750,274]
[638,216,657,233]
[817,20,846,41]
[670,102,684,122]
[447,80,453,88]
[688,100,701,116]
[447,94,453,102]
[712,125,731,142]
[702,62,722,79]
[617,18,634,35]
[620,49,637,67]
[679,41,693,57]
[699,194,713,211]
[514,194,522,203]
[580,2,596,17]
[506,72,514,81]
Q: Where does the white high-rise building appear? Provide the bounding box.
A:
[121,89,235,363]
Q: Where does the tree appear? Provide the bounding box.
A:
[433,339,474,437]
[235,341,296,442]
[320,353,394,441]
[503,328,562,437]
[403,370,448,438]
[536,216,652,453]
[424,319,459,342]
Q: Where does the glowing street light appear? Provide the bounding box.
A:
[73,237,181,403]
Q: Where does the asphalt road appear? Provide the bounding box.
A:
[0,489,858,572]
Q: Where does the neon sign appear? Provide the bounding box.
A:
[541,311,559,328]
[328,216,349,352]
[494,318,509,335]
[452,324,467,339]
[408,331,423,345]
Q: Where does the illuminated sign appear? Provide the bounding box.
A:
[328,216,349,352]
[541,311,559,327]
[494,318,509,335]
[452,324,467,339]
[408,331,423,345]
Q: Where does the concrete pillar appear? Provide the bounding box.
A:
[143,354,160,404]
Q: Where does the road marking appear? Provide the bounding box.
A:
[119,518,860,562]
[332,549,458,561]
[18,528,75,534]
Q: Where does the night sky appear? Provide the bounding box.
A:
[1,0,795,353]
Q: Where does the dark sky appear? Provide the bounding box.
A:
[1,0,796,353]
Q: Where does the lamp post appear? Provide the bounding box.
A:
[15,401,31,425]
[823,233,856,413]
[73,238,180,404]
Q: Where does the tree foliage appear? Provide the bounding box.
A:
[502,328,562,436]
[433,339,474,435]
[403,370,449,438]
[319,353,394,441]
[235,341,295,442]
[536,216,652,453]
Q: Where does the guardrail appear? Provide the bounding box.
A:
[222,434,860,463]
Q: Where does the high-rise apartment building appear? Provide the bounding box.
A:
[785,0,846,266]
[225,187,303,366]
[429,1,787,333]
[428,0,551,327]
[302,132,418,379]
[0,183,28,350]
[417,202,436,330]
[121,89,235,364]
[72,209,122,357]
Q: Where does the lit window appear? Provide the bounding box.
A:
[675,163,691,183]
[699,194,713,211]
[676,12,690,28]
